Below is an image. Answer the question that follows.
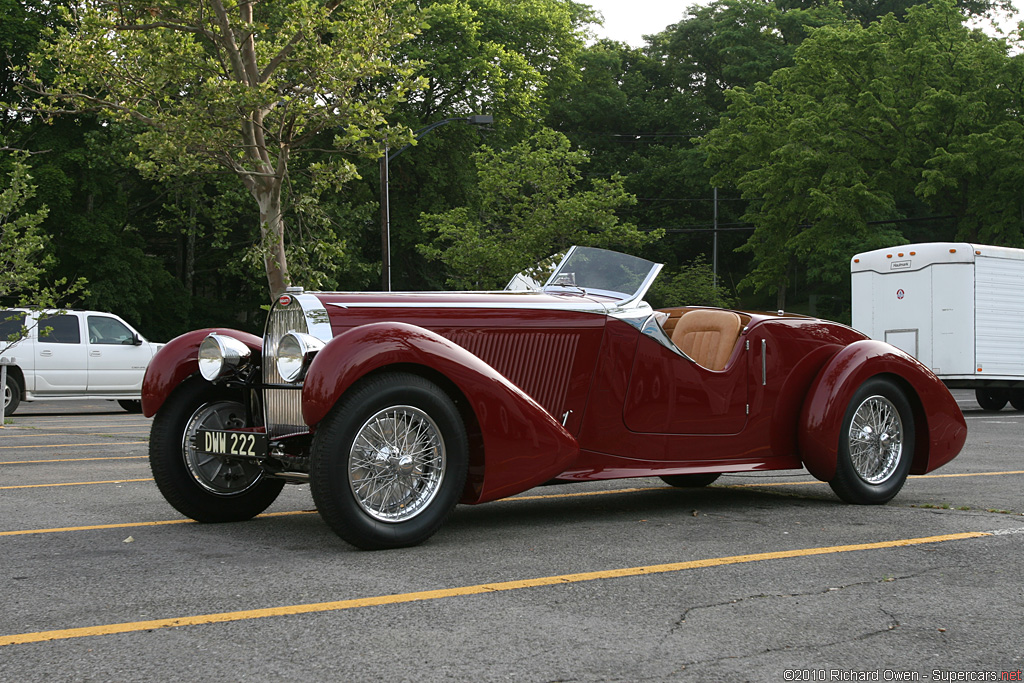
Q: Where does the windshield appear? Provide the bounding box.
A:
[505,246,662,305]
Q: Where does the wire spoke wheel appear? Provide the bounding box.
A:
[829,378,915,505]
[149,378,283,523]
[847,395,903,484]
[182,400,265,495]
[349,406,446,523]
[310,373,469,550]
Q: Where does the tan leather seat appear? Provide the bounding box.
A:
[670,309,743,371]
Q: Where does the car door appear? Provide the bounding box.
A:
[86,314,154,393]
[623,324,749,436]
[34,313,88,394]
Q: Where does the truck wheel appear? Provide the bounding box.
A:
[829,378,915,505]
[310,373,468,550]
[118,400,143,413]
[975,388,1008,412]
[659,473,721,487]
[3,377,21,416]
[149,378,283,522]
[1009,390,1024,412]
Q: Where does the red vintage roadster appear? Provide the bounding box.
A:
[142,247,967,549]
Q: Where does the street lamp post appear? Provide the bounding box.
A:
[380,115,493,291]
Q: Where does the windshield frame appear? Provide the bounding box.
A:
[542,246,663,308]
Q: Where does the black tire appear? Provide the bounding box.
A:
[310,372,469,550]
[1009,390,1024,412]
[118,399,143,413]
[975,388,1008,412]
[3,376,21,416]
[829,377,915,505]
[149,377,284,522]
[659,473,721,488]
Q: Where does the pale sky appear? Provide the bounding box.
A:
[584,0,692,46]
[584,0,1024,48]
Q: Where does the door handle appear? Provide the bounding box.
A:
[40,350,52,357]
[90,351,101,357]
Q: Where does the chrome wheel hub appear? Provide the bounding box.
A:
[349,406,445,523]
[182,400,264,495]
[848,395,903,484]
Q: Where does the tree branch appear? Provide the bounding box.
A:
[209,0,250,85]
[112,21,218,43]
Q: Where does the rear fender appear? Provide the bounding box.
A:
[302,322,579,503]
[798,340,967,481]
[141,328,262,417]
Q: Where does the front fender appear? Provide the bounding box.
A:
[798,340,967,481]
[141,328,262,417]
[301,322,579,503]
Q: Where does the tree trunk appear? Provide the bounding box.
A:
[775,281,787,313]
[185,190,196,296]
[253,180,289,297]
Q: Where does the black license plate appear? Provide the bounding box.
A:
[196,429,267,459]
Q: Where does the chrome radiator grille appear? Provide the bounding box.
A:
[263,302,309,438]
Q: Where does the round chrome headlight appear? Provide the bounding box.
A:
[276,332,325,383]
[198,334,252,382]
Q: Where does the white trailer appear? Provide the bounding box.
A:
[851,242,1024,411]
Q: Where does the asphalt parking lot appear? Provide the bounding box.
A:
[1,391,1021,683]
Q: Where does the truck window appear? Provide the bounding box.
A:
[0,311,27,343]
[87,316,135,345]
[37,315,81,344]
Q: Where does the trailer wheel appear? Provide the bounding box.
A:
[1010,390,1024,412]
[975,388,1008,412]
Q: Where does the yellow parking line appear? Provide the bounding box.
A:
[0,432,150,437]
[4,470,1020,536]
[0,479,153,490]
[910,470,1024,478]
[725,480,822,488]
[0,442,147,449]
[6,423,149,429]
[0,489,657,536]
[724,470,1024,489]
[0,531,990,646]
[0,456,147,465]
[0,510,312,537]
[509,486,653,501]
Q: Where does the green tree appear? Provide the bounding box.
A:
[646,258,736,309]
[407,0,594,122]
[547,3,848,306]
[0,148,86,351]
[648,0,848,114]
[0,154,49,307]
[418,128,659,289]
[362,0,595,289]
[18,0,425,297]
[700,0,1023,308]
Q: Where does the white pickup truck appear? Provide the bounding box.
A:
[1,309,163,415]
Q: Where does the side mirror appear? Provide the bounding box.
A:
[132,333,143,346]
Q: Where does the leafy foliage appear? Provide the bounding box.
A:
[2,0,1023,335]
[18,0,425,296]
[0,146,87,353]
[647,258,737,310]
[700,0,1023,307]
[419,128,659,289]
[369,0,595,290]
[0,154,49,302]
